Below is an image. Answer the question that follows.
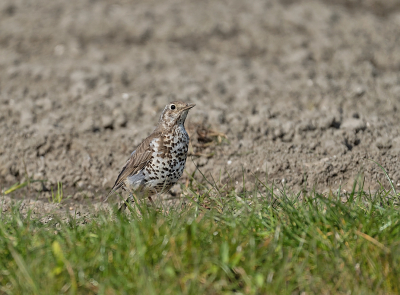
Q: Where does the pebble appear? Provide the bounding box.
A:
[375,137,392,149]
[341,118,366,132]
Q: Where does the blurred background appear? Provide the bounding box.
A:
[1,0,400,202]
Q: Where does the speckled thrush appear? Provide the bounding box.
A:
[104,101,195,207]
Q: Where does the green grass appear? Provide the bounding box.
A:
[50,182,64,204]
[0,175,400,294]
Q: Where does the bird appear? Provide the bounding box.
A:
[104,101,195,209]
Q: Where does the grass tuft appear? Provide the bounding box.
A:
[50,182,64,204]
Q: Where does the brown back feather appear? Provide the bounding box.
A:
[104,131,162,201]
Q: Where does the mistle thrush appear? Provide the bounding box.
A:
[105,101,195,207]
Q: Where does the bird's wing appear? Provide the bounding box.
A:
[104,132,161,202]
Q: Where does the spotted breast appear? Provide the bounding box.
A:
[139,124,189,193]
[105,101,195,205]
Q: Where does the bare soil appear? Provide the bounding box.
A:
[1,0,400,212]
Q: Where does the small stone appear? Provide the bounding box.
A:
[282,121,294,134]
[78,117,94,132]
[341,118,366,132]
[354,86,365,97]
[317,115,335,129]
[20,109,34,126]
[101,115,114,129]
[73,192,83,201]
[273,127,284,138]
[297,121,316,133]
[77,180,85,188]
[197,157,208,167]
[54,44,65,56]
[322,139,347,156]
[72,175,81,183]
[375,137,392,149]
[30,181,43,192]
[391,136,400,148]
[115,113,127,127]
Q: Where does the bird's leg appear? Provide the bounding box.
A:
[148,196,155,206]
[146,188,159,207]
[148,188,158,206]
[118,195,130,212]
[119,192,135,212]
[118,200,127,212]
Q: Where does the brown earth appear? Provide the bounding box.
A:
[1,0,400,211]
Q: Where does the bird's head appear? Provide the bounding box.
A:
[158,101,195,129]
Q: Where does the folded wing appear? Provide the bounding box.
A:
[104,132,161,202]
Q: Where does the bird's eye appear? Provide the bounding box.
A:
[170,104,176,110]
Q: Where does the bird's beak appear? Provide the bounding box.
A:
[182,103,196,111]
